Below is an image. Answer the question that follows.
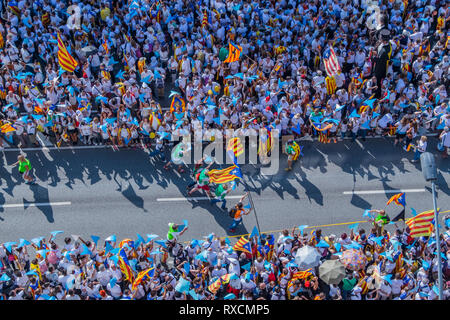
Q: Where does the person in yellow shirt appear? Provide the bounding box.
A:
[100,5,111,21]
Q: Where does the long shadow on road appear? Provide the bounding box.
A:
[0,138,448,232]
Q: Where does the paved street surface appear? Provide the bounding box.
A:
[1,138,449,245]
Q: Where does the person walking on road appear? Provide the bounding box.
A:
[228,193,252,233]
[188,166,214,198]
[211,183,232,210]
[285,139,301,171]
[10,155,35,184]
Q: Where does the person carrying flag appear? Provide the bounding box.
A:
[367,209,391,236]
[166,223,188,245]
[188,166,213,198]
[285,139,301,171]
[228,193,251,233]
[186,155,213,192]
[211,183,232,210]
[10,154,35,184]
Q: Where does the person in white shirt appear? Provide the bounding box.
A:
[80,122,92,145]
[439,126,450,158]
[65,289,81,300]
[378,280,392,300]
[412,135,427,162]
[391,273,403,298]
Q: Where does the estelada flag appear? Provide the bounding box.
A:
[1,123,16,133]
[224,42,242,63]
[386,193,406,207]
[132,267,155,291]
[169,95,186,113]
[208,165,242,184]
[57,33,78,72]
[8,2,20,16]
[232,236,251,254]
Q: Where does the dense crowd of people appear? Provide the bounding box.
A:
[0,0,448,157]
[0,211,449,300]
[1,0,450,301]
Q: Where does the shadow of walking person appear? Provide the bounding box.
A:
[23,184,54,223]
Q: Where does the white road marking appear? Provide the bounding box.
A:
[343,189,426,195]
[0,201,72,209]
[157,195,245,202]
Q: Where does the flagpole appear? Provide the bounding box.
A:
[241,179,262,237]
[431,181,443,300]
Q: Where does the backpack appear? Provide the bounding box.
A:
[229,208,238,218]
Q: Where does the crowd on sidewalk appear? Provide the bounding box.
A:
[0,211,449,300]
[0,0,448,157]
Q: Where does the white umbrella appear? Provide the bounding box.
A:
[319,259,346,285]
[80,45,97,57]
[294,245,322,270]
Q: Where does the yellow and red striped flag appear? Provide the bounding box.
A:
[405,209,437,238]
[137,58,146,75]
[202,10,208,28]
[8,2,20,16]
[102,37,109,55]
[224,42,242,63]
[437,16,444,31]
[1,123,16,133]
[57,33,78,72]
[131,267,155,291]
[325,76,336,95]
[359,276,369,294]
[41,12,50,26]
[207,273,231,293]
[286,268,314,299]
[291,269,313,281]
[0,32,4,49]
[406,143,414,152]
[34,105,44,114]
[207,165,242,184]
[227,137,244,157]
[232,236,252,254]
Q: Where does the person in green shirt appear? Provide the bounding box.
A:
[341,273,357,300]
[11,155,35,184]
[188,167,213,198]
[166,222,188,244]
[367,209,390,236]
[285,140,300,171]
[211,183,231,210]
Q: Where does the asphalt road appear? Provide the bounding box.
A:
[0,137,449,245]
